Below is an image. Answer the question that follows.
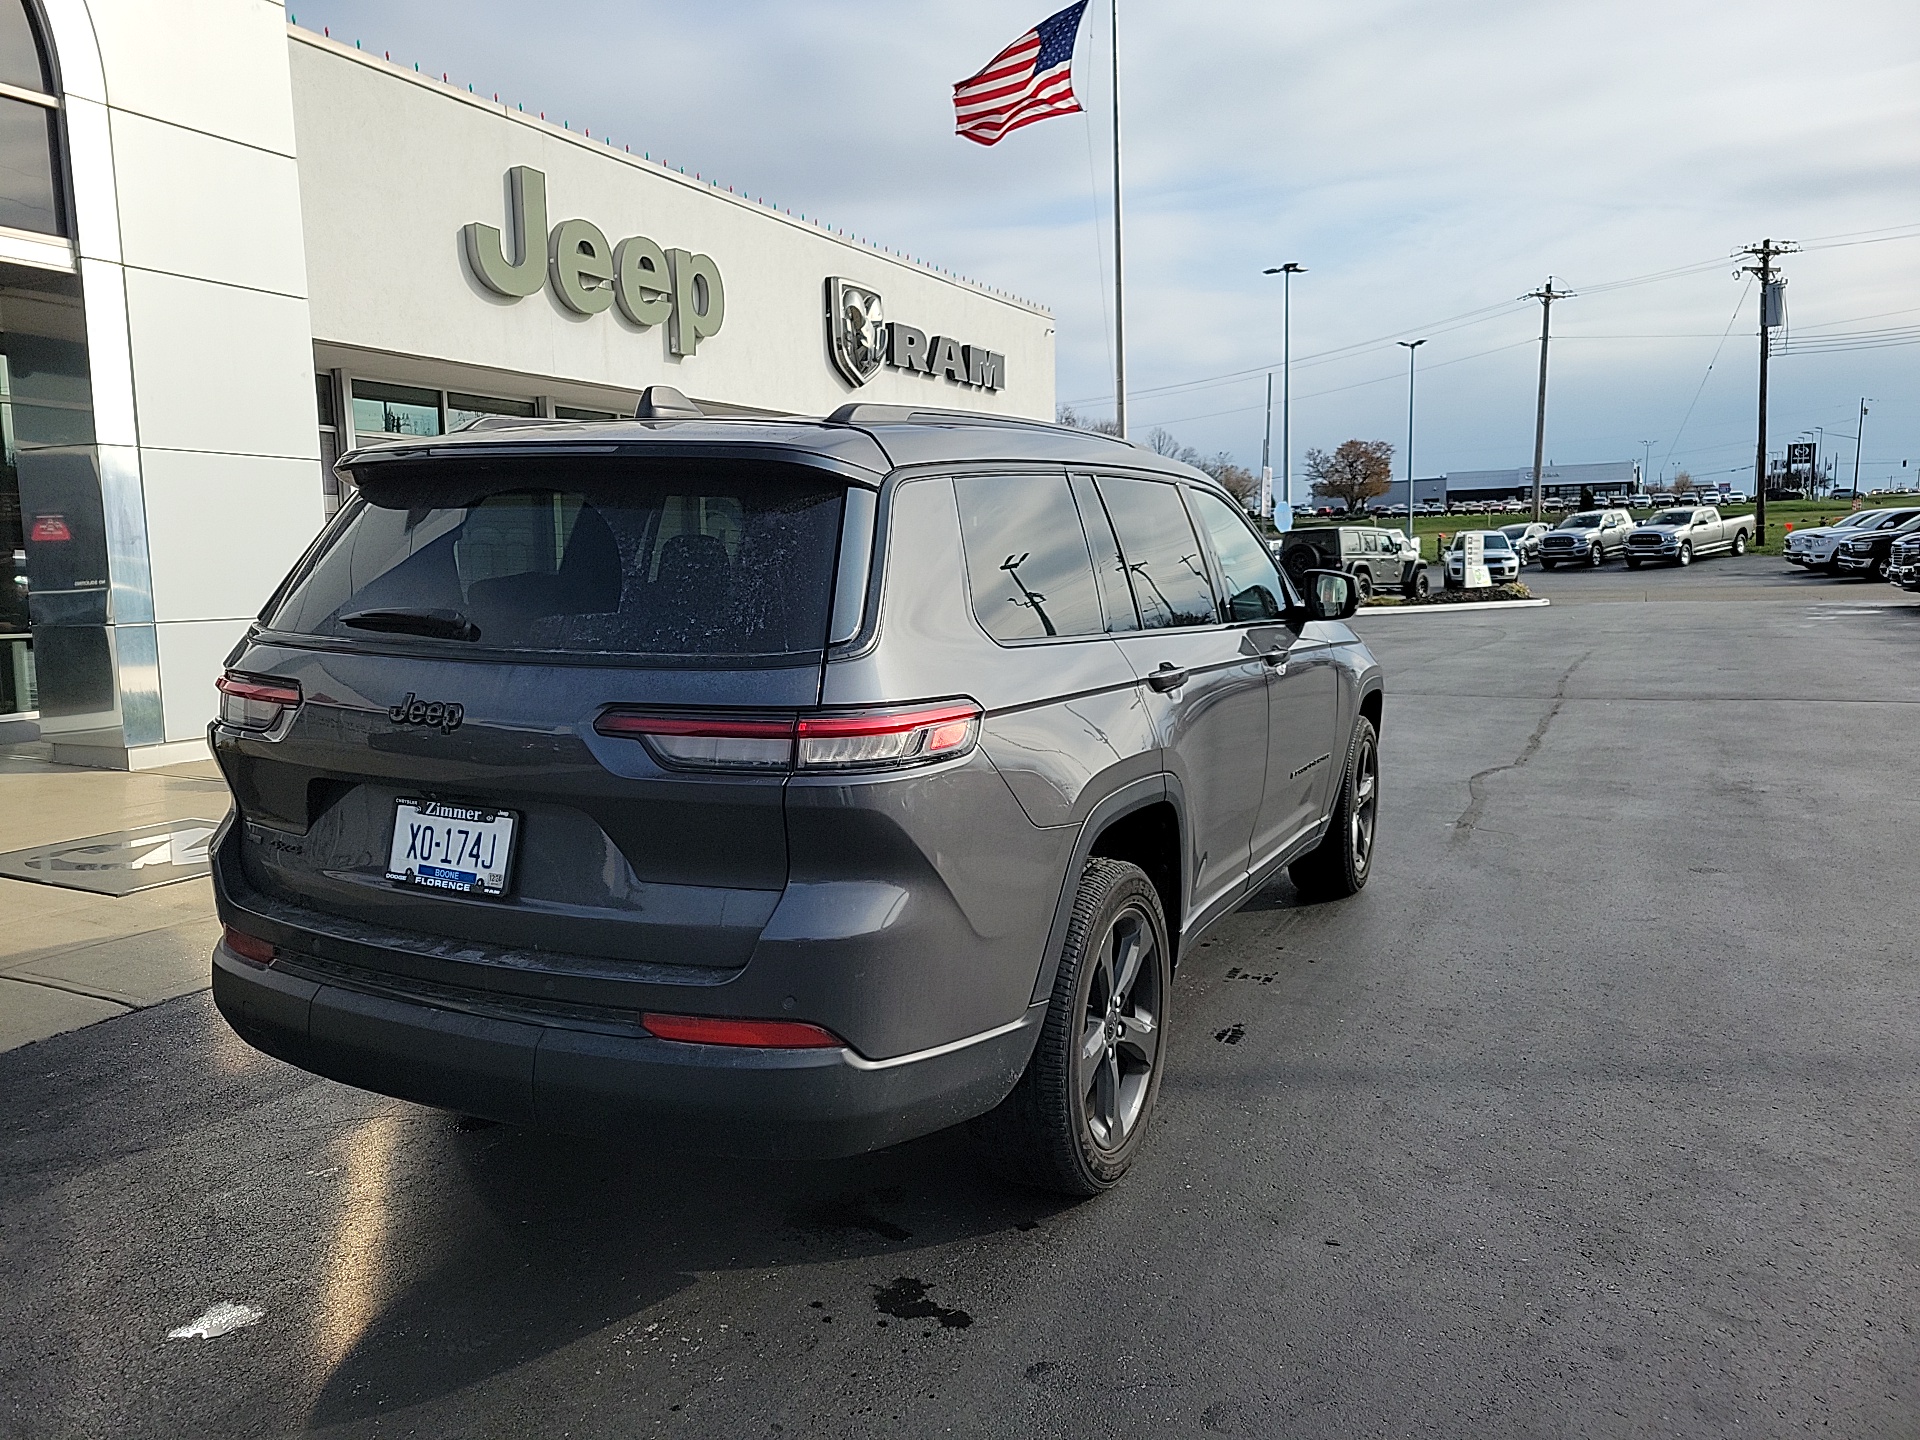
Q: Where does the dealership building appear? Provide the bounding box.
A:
[0,0,1055,769]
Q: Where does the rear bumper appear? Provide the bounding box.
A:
[213,943,1039,1157]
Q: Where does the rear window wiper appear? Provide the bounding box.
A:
[338,607,481,642]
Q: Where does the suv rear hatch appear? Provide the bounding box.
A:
[215,446,870,978]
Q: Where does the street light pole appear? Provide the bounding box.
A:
[1264,263,1307,517]
[1640,440,1654,494]
[1398,340,1426,541]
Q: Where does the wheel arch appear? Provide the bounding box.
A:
[1031,778,1184,1004]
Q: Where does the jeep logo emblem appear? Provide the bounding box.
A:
[388,693,465,733]
[463,166,724,356]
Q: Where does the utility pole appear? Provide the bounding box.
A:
[1526,278,1572,522]
[1640,440,1655,494]
[1735,238,1797,539]
[1853,397,1871,494]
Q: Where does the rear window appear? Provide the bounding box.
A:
[955,472,1107,641]
[264,460,846,661]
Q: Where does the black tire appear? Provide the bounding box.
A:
[1354,568,1375,601]
[1588,544,1605,568]
[1540,560,1556,571]
[1873,556,1890,580]
[1678,542,1692,567]
[1732,530,1748,556]
[1289,715,1379,902]
[970,858,1171,1197]
[1625,557,1641,570]
[1405,570,1430,600]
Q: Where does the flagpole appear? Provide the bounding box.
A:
[1109,0,1126,439]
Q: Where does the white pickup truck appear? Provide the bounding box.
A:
[1623,504,1754,568]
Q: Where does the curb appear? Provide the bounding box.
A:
[1356,597,1551,615]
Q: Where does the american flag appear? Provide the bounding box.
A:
[953,2,1089,147]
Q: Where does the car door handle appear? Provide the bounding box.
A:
[1262,649,1289,675]
[1146,663,1188,693]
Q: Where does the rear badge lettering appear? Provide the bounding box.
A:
[387,693,465,733]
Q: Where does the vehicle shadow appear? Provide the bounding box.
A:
[303,1115,1066,1427]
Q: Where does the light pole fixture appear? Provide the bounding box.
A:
[1398,339,1426,540]
[1263,263,1307,520]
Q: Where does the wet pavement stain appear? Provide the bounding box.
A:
[1214,1024,1246,1044]
[872,1276,972,1329]
[1224,967,1276,984]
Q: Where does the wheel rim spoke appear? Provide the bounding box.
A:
[1080,901,1162,1153]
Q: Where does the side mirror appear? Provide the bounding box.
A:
[1302,569,1360,621]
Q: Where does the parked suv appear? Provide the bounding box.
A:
[1537,509,1635,568]
[1277,525,1429,600]
[207,398,1384,1196]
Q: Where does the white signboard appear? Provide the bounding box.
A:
[1463,532,1492,589]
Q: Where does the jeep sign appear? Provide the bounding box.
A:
[463,166,724,356]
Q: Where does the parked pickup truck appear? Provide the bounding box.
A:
[1623,505,1754,568]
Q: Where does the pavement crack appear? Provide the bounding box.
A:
[1454,649,1590,839]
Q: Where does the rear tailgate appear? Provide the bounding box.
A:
[215,449,861,987]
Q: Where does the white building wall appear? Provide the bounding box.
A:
[45,0,323,763]
[289,33,1054,422]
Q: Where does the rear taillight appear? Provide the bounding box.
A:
[795,702,981,770]
[29,513,71,542]
[222,924,275,967]
[641,1012,843,1049]
[595,700,982,774]
[216,672,301,731]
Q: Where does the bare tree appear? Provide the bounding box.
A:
[1197,452,1258,505]
[1146,427,1184,458]
[1305,439,1395,513]
[1056,404,1122,437]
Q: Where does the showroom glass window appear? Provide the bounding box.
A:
[0,1,63,237]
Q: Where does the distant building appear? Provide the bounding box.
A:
[1445,461,1640,503]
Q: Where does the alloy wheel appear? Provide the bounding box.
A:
[1078,905,1162,1153]
[1350,728,1379,876]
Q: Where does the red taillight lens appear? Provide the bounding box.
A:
[29,513,71,542]
[222,924,275,967]
[796,702,982,771]
[641,1013,843,1049]
[216,672,301,731]
[594,711,797,770]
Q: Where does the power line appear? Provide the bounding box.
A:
[1661,279,1752,480]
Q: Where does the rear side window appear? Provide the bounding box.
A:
[1097,476,1217,629]
[1187,489,1286,622]
[955,473,1106,641]
[263,460,846,661]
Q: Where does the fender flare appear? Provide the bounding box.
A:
[1027,774,1184,1007]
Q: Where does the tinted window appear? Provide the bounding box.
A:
[1188,489,1285,621]
[0,101,58,236]
[1070,473,1140,632]
[1097,476,1217,629]
[955,473,1105,641]
[264,461,845,660]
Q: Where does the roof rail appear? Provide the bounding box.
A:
[446,414,569,434]
[824,402,1119,439]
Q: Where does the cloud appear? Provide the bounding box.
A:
[291,0,1920,481]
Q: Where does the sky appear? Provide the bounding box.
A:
[288,0,1920,489]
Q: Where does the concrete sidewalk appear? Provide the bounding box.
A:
[0,743,228,1052]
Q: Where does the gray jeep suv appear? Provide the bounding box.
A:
[209,396,1383,1195]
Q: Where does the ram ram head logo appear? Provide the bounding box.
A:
[827,277,887,387]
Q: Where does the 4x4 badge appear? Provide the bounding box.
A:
[388,693,464,733]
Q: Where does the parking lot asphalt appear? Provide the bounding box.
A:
[3,557,1917,1439]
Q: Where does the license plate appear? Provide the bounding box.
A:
[386,799,516,896]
